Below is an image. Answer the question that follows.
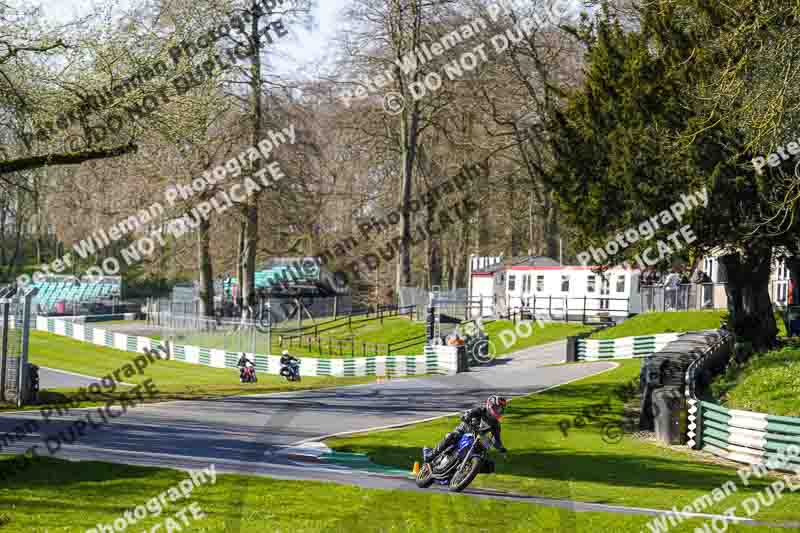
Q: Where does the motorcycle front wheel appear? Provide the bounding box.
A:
[415,463,434,488]
[448,456,482,492]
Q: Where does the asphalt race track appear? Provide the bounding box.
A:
[8,341,791,525]
[37,366,105,389]
[1,340,607,480]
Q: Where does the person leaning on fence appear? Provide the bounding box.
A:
[693,270,710,284]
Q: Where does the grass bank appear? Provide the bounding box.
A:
[0,331,374,412]
[712,339,800,416]
[327,360,800,522]
[477,320,592,355]
[0,456,770,533]
[101,317,590,359]
[591,310,727,339]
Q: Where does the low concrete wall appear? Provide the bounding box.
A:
[35,316,459,378]
[577,333,684,360]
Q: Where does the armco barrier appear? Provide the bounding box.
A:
[680,327,800,469]
[35,316,459,378]
[638,329,730,441]
[687,400,800,470]
[577,333,684,360]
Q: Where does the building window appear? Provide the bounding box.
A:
[561,275,570,292]
[508,275,516,292]
[524,274,531,293]
[536,275,544,292]
[587,275,596,293]
[616,275,626,293]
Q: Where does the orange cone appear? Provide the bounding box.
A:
[412,461,420,475]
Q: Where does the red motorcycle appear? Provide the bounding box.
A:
[238,355,257,383]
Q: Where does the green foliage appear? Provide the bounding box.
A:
[545,1,794,348]
[712,339,800,416]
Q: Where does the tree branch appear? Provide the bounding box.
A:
[0,142,137,175]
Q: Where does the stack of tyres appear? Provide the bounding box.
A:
[639,331,726,437]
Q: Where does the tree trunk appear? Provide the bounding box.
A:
[454,218,469,288]
[7,214,24,279]
[33,184,42,265]
[427,238,441,289]
[477,164,491,254]
[507,173,519,257]
[0,201,6,266]
[240,0,266,319]
[397,111,419,293]
[391,0,423,295]
[197,217,215,317]
[720,250,778,351]
[545,192,561,260]
[241,204,258,315]
[236,222,245,309]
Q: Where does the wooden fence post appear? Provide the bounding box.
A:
[583,296,587,324]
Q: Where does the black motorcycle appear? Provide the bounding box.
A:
[279,357,301,382]
[416,422,501,492]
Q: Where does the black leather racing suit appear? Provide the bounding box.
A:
[280,354,299,367]
[430,406,504,459]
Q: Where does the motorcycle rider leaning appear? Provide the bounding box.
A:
[425,395,508,462]
[280,350,299,367]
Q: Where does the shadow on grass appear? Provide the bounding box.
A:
[332,440,743,496]
[0,455,164,490]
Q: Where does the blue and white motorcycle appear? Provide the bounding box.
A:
[416,422,501,492]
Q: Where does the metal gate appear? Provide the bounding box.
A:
[0,286,35,407]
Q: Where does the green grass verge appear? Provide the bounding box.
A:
[591,310,727,339]
[163,316,426,358]
[89,319,144,326]
[327,360,800,522]
[477,320,593,355]
[0,456,778,532]
[109,316,589,359]
[2,331,374,412]
[712,340,800,416]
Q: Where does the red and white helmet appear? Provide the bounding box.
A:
[486,395,508,420]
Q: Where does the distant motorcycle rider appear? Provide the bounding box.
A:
[237,353,255,382]
[280,350,299,367]
[425,395,508,462]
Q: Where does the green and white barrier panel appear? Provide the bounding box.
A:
[36,317,459,377]
[577,333,684,360]
[688,399,800,470]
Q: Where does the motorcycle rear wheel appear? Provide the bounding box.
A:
[415,463,434,488]
[448,457,481,492]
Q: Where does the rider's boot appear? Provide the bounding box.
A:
[425,434,456,462]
